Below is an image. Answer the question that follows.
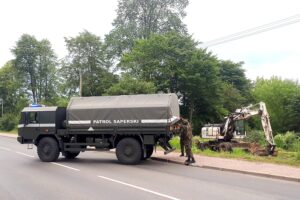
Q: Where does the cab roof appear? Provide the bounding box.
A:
[21,106,58,112]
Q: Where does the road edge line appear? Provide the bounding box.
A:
[51,162,80,171]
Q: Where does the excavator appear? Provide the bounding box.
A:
[199,102,276,156]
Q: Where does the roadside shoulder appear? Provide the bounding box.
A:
[0,133,17,138]
[152,150,300,183]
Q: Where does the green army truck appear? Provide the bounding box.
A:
[17,94,179,164]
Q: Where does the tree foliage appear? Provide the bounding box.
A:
[120,32,197,92]
[60,30,117,97]
[119,32,248,131]
[106,74,156,95]
[252,77,300,133]
[105,0,189,57]
[11,34,58,103]
[0,62,28,114]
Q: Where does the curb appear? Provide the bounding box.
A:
[151,157,300,183]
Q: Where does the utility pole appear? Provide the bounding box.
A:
[79,69,82,97]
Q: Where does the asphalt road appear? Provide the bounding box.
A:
[0,136,299,200]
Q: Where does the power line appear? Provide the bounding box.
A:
[202,14,300,45]
[200,14,300,47]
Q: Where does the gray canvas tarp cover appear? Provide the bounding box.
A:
[67,93,180,128]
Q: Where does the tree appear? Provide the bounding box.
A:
[120,32,197,93]
[11,34,58,103]
[105,0,189,57]
[252,77,300,133]
[106,74,156,95]
[179,49,226,130]
[0,61,28,114]
[120,32,227,131]
[219,60,251,98]
[60,30,117,97]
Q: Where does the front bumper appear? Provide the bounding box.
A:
[17,136,23,144]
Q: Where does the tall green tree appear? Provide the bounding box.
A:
[120,32,197,93]
[252,77,300,133]
[12,34,58,103]
[120,32,226,131]
[179,49,226,130]
[61,30,117,97]
[218,60,252,112]
[219,60,251,98]
[0,61,27,114]
[105,0,189,57]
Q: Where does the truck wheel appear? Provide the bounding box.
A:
[37,137,60,162]
[116,138,142,165]
[63,151,80,159]
[142,145,154,160]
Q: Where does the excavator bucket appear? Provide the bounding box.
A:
[248,143,277,156]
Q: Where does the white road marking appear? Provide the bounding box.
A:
[0,147,11,151]
[51,162,80,171]
[97,175,181,200]
[16,151,34,158]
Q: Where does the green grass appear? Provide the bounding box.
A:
[170,136,300,167]
[0,128,17,134]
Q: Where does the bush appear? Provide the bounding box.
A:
[296,152,300,161]
[291,140,300,152]
[245,130,266,146]
[0,114,18,131]
[274,132,300,151]
[169,136,181,149]
[284,132,297,150]
[274,134,285,149]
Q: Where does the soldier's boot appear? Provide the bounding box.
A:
[180,150,184,157]
[190,157,196,163]
[184,157,191,165]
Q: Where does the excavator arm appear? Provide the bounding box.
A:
[222,102,276,154]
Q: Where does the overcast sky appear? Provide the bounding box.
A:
[1,0,299,80]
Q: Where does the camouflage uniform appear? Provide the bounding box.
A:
[179,130,185,156]
[180,120,195,164]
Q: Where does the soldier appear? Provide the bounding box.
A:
[179,118,195,165]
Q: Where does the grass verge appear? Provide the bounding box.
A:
[0,129,17,134]
[170,136,300,167]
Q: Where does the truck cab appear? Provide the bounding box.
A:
[17,107,66,144]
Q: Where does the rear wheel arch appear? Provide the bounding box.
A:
[113,134,143,148]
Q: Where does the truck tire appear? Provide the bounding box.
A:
[37,137,60,162]
[142,145,154,160]
[116,138,142,165]
[63,151,80,159]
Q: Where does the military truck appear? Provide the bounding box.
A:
[17,94,180,164]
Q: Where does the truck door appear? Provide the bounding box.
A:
[23,111,40,140]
